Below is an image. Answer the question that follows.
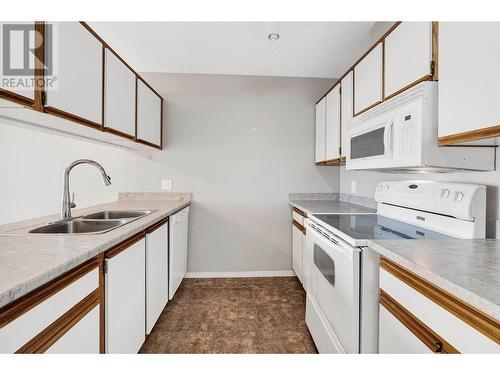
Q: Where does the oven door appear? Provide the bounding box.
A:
[304,220,361,353]
[346,112,395,170]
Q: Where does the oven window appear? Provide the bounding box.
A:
[350,127,385,159]
[314,244,335,286]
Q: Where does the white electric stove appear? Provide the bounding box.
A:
[302,180,486,354]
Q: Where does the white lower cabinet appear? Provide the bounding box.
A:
[379,259,500,354]
[105,237,146,353]
[46,306,100,354]
[169,207,189,299]
[146,221,169,334]
[292,221,304,284]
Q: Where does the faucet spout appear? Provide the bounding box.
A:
[61,159,112,220]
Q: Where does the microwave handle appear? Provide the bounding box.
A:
[384,119,394,153]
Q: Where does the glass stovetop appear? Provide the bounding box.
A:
[313,214,452,240]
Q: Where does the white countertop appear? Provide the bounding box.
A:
[0,193,191,309]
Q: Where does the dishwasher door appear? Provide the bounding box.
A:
[169,206,190,299]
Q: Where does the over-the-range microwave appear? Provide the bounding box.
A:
[346,82,495,172]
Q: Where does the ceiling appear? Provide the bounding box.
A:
[88,22,378,79]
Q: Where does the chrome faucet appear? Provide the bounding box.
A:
[61,159,112,220]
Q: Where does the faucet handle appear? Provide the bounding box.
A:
[70,192,76,208]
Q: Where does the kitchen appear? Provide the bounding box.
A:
[0,0,499,372]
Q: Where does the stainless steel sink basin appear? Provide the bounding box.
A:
[81,210,154,220]
[29,219,127,234]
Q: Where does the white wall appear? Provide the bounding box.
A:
[339,157,500,238]
[0,73,338,274]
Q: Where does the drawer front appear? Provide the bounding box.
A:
[45,305,100,354]
[0,268,99,353]
[380,266,499,353]
[291,208,305,225]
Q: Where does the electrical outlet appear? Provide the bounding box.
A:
[351,180,357,194]
[161,179,173,191]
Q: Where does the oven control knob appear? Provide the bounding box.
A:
[455,191,464,202]
[384,185,389,192]
[440,189,450,198]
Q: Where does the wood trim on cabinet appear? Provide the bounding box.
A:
[33,21,45,112]
[380,289,460,353]
[292,219,306,235]
[103,126,136,141]
[44,106,103,130]
[0,88,34,107]
[380,257,500,344]
[146,217,169,233]
[292,207,307,218]
[383,75,433,102]
[136,138,162,150]
[325,157,345,166]
[315,161,327,166]
[16,290,100,353]
[353,99,384,118]
[97,254,105,354]
[316,22,401,104]
[101,45,105,130]
[160,97,164,149]
[0,257,100,329]
[105,231,145,259]
[438,125,500,146]
[431,21,439,81]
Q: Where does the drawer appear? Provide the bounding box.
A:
[0,262,99,353]
[291,207,306,225]
[379,258,500,353]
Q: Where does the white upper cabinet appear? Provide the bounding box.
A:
[315,97,326,163]
[340,71,353,157]
[384,22,433,98]
[45,22,102,125]
[104,49,136,137]
[438,22,500,144]
[354,43,383,115]
[325,85,341,161]
[0,22,35,101]
[137,79,162,147]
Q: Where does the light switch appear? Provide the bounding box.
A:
[161,179,173,191]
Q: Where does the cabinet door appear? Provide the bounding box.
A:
[292,222,303,284]
[0,22,35,102]
[169,207,189,299]
[384,22,433,98]
[325,85,341,161]
[137,79,162,147]
[104,49,136,137]
[354,43,383,115]
[379,304,434,354]
[315,97,326,163]
[340,71,353,157]
[45,22,102,125]
[438,22,500,144]
[105,238,146,353]
[45,305,100,354]
[146,221,169,334]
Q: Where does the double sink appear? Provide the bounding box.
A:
[29,210,156,234]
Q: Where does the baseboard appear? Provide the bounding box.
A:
[184,270,296,278]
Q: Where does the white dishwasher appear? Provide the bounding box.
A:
[169,206,190,299]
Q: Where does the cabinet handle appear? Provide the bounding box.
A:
[379,289,459,353]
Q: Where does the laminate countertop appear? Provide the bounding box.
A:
[0,192,191,309]
[368,239,500,321]
[289,193,377,215]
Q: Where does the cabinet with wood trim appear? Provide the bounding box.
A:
[340,71,353,159]
[315,97,326,164]
[438,22,500,145]
[44,22,103,127]
[0,22,36,105]
[354,43,383,116]
[104,48,136,138]
[137,79,163,148]
[325,84,341,162]
[105,235,146,354]
[291,208,306,284]
[384,22,434,99]
[379,257,500,354]
[0,257,102,354]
